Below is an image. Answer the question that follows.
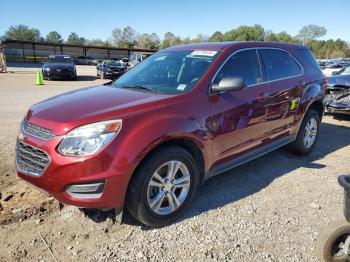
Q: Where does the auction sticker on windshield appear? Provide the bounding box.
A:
[190,50,218,56]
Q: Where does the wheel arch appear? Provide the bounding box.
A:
[308,99,324,120]
[123,136,206,208]
[130,137,205,185]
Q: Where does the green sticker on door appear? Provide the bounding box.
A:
[290,98,300,111]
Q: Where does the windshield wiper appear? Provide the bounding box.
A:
[122,85,158,94]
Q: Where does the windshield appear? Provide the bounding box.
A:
[48,56,73,63]
[106,61,123,66]
[112,50,220,94]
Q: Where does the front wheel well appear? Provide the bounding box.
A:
[131,138,205,185]
[308,100,324,120]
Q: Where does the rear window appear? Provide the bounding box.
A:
[294,49,321,73]
[48,56,73,63]
[260,49,300,81]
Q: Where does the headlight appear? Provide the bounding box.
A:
[44,67,50,72]
[58,120,122,156]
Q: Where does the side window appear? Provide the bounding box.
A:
[291,57,303,76]
[294,49,321,73]
[214,49,262,87]
[260,49,297,81]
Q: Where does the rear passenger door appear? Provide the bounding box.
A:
[208,49,271,164]
[258,48,304,139]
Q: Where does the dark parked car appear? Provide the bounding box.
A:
[42,55,77,80]
[17,42,325,227]
[75,56,96,65]
[325,66,350,115]
[96,60,127,79]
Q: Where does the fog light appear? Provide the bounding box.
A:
[66,181,105,199]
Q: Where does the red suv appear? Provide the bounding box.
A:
[16,42,325,227]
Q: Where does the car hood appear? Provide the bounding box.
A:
[43,63,75,69]
[328,75,350,87]
[27,85,171,135]
[106,65,126,69]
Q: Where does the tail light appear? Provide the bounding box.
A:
[322,75,328,92]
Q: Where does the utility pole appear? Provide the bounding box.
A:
[0,41,7,73]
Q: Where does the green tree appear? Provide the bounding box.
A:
[136,33,160,49]
[297,24,327,43]
[88,38,111,47]
[161,32,182,48]
[209,31,224,42]
[275,31,293,42]
[224,24,265,41]
[190,33,209,43]
[111,26,137,48]
[67,32,86,45]
[264,30,277,41]
[45,31,63,43]
[4,25,41,41]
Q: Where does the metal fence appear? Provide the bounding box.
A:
[3,40,157,63]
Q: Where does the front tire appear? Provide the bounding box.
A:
[317,220,350,262]
[126,146,199,227]
[290,108,320,155]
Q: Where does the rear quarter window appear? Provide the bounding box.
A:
[293,49,321,74]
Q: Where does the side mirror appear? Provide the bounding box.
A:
[211,77,246,93]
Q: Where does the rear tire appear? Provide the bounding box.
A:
[289,109,320,155]
[126,146,199,227]
[317,220,350,262]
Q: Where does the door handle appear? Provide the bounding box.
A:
[257,92,268,102]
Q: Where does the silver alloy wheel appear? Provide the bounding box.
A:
[303,117,318,148]
[147,160,191,215]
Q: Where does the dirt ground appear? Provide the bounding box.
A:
[0,65,349,262]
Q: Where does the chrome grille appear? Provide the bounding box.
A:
[22,121,55,140]
[16,141,50,176]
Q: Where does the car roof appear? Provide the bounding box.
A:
[49,55,71,58]
[164,41,307,51]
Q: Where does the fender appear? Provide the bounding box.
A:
[295,81,324,132]
[300,82,324,105]
[110,111,211,182]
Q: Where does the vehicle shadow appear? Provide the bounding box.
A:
[47,76,99,81]
[180,121,350,224]
[327,113,350,122]
[81,121,350,228]
[76,75,99,81]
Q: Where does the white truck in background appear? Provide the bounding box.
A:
[128,52,151,68]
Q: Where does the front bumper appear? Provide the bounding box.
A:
[16,134,131,209]
[104,71,124,78]
[326,106,350,115]
[43,70,75,79]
